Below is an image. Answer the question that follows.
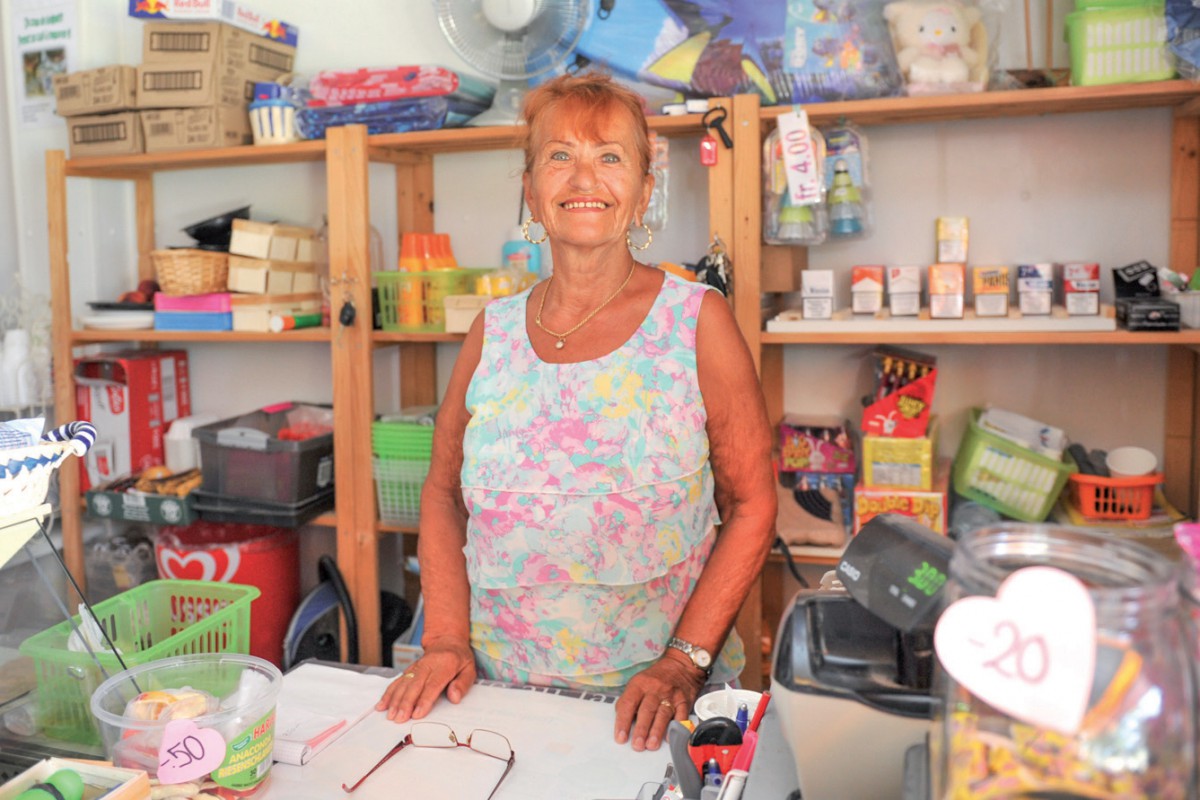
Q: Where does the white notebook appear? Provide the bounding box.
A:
[273,663,393,766]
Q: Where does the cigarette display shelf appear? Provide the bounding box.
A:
[723,81,1200,676]
[45,107,735,676]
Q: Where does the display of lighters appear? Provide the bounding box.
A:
[861,346,937,438]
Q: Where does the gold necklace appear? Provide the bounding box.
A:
[535,261,637,349]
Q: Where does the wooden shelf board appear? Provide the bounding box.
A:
[71,328,331,343]
[373,331,466,344]
[378,521,419,534]
[762,329,1200,345]
[768,544,845,566]
[764,80,1200,127]
[64,139,327,176]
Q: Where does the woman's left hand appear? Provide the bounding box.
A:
[613,657,705,751]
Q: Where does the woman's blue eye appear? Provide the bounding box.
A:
[550,151,570,161]
[601,153,621,163]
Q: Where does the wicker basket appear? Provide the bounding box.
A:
[151,248,230,295]
[0,421,96,519]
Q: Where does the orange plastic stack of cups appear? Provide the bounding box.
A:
[398,232,459,327]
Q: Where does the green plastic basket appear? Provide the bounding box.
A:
[952,409,1075,522]
[373,455,431,524]
[376,269,490,332]
[18,579,258,745]
[1066,2,1174,86]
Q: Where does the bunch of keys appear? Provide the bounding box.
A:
[700,106,733,167]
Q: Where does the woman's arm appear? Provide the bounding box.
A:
[377,312,484,722]
[614,290,777,750]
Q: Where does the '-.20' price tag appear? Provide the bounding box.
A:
[934,566,1097,734]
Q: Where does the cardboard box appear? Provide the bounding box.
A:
[1114,260,1160,298]
[0,757,150,800]
[973,266,1009,317]
[444,294,490,334]
[1017,263,1054,315]
[231,291,322,332]
[1117,297,1180,331]
[936,216,968,263]
[74,350,191,490]
[53,65,136,117]
[136,61,262,109]
[227,255,318,294]
[861,417,938,490]
[928,263,964,319]
[851,265,884,314]
[801,269,834,297]
[128,0,300,47]
[142,21,295,74]
[1063,262,1100,315]
[854,458,950,535]
[87,483,198,526]
[779,415,856,474]
[66,111,143,158]
[229,219,319,261]
[887,265,921,316]
[141,105,251,153]
[780,471,856,545]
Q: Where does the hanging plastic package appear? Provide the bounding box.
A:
[572,0,902,104]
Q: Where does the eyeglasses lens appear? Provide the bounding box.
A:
[467,729,512,760]
[411,722,457,748]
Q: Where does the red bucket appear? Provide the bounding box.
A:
[156,521,299,668]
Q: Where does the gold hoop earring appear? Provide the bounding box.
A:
[522,216,548,245]
[626,221,653,251]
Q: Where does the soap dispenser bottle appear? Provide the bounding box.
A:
[501,226,542,277]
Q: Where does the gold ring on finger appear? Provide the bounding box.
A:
[659,699,674,709]
[401,672,417,679]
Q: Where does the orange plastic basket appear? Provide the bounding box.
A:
[1067,472,1162,520]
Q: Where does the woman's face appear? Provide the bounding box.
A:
[523,103,653,252]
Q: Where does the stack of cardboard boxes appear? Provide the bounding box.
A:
[54,19,295,157]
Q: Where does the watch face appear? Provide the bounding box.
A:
[693,649,713,669]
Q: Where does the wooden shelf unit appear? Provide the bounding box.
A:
[721,82,1200,682]
[46,107,734,671]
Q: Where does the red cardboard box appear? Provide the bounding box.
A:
[854,458,950,535]
[75,350,191,489]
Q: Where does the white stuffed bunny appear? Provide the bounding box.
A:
[884,0,983,87]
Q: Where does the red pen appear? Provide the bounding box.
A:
[748,690,771,733]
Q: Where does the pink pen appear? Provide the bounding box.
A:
[730,729,757,772]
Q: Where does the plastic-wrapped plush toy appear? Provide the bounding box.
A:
[883,0,990,94]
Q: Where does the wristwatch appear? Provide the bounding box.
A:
[667,637,713,678]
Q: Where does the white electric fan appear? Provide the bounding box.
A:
[434,0,590,126]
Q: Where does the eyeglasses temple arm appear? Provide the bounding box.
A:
[485,753,517,800]
[341,737,412,793]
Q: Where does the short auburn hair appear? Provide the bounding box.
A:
[519,72,652,176]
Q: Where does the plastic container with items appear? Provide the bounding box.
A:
[952,408,1074,522]
[372,420,433,525]
[931,524,1196,799]
[90,653,282,798]
[193,403,333,505]
[1066,0,1175,86]
[18,579,257,744]
[375,268,490,332]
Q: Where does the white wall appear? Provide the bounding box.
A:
[0,0,1175,456]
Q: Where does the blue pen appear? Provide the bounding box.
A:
[704,757,723,788]
[734,702,749,733]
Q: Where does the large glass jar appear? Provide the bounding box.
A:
[930,524,1196,800]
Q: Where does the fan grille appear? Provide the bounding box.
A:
[436,0,589,81]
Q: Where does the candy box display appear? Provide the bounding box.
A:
[779,415,855,474]
[91,654,282,798]
[861,347,937,438]
[854,457,950,534]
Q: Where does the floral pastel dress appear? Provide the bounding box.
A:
[460,271,745,690]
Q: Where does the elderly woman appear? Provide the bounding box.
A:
[378,72,775,753]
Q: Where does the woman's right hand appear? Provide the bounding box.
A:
[376,638,476,723]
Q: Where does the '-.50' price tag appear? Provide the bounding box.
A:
[158,719,227,785]
[934,566,1097,734]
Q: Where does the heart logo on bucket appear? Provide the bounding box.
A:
[934,566,1096,734]
[158,546,241,583]
[157,719,227,784]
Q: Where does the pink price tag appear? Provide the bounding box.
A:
[157,719,227,785]
[699,135,718,167]
[934,566,1096,734]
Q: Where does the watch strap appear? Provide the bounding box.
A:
[666,636,713,678]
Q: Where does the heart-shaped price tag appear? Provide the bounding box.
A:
[934,566,1096,734]
[157,719,227,785]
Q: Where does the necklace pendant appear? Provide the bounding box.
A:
[555,338,565,349]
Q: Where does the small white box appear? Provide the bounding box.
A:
[1065,292,1099,315]
[1020,291,1053,315]
[890,293,921,316]
[444,295,490,333]
[165,413,218,472]
[802,296,833,319]
[975,294,1009,317]
[801,270,834,297]
[887,266,921,295]
[930,294,964,319]
[1168,293,1200,329]
[852,291,883,314]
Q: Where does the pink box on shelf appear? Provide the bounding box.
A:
[154,292,232,312]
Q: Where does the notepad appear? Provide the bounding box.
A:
[273,663,393,766]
